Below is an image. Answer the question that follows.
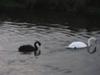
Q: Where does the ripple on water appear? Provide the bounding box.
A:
[0,21,100,75]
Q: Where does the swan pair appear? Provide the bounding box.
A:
[18,37,97,57]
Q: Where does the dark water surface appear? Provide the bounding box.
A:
[0,19,100,75]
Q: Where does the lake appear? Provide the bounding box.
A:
[0,18,100,75]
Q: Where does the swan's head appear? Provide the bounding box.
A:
[35,40,41,45]
[87,37,97,54]
[34,41,41,49]
[88,37,97,46]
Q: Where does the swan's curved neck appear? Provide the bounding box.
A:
[88,39,91,46]
[34,43,38,50]
[87,37,97,54]
[34,41,41,50]
[87,37,96,46]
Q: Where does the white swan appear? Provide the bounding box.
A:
[66,37,97,54]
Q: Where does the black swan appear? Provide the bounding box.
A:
[18,41,41,56]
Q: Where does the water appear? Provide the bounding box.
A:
[0,21,100,75]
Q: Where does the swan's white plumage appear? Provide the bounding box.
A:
[68,42,87,48]
[66,37,97,49]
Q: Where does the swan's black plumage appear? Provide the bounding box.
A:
[18,41,41,56]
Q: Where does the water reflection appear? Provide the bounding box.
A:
[0,21,100,75]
